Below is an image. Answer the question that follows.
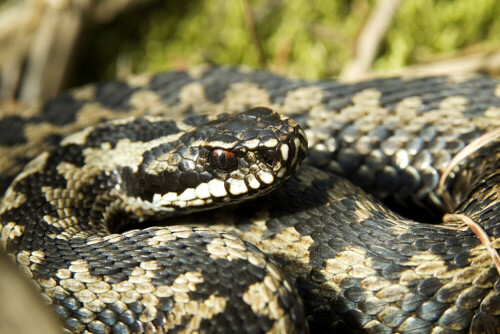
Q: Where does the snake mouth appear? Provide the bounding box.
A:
[125,107,308,215]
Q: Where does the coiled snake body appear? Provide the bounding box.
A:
[0,67,499,333]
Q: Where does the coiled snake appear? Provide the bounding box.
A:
[0,67,499,333]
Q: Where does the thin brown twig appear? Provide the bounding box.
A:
[241,0,267,68]
[438,127,500,212]
[444,214,500,276]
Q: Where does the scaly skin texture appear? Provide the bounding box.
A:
[0,67,499,333]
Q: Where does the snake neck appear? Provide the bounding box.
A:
[1,108,309,252]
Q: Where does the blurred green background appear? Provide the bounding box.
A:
[79,0,500,83]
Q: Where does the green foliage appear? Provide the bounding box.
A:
[376,0,500,70]
[111,0,373,79]
[88,0,500,81]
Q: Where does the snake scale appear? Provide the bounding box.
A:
[0,66,499,334]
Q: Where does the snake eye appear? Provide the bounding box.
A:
[209,149,238,172]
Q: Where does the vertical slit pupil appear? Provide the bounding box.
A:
[219,151,226,167]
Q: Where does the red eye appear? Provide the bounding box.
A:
[209,149,238,171]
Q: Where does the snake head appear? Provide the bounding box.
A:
[132,107,308,214]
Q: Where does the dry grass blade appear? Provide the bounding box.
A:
[444,214,500,276]
[438,127,500,212]
[0,0,158,102]
[340,0,401,81]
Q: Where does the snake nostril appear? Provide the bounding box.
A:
[261,150,276,168]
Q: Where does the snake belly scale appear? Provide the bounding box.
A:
[0,66,499,333]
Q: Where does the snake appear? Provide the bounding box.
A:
[0,66,499,334]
